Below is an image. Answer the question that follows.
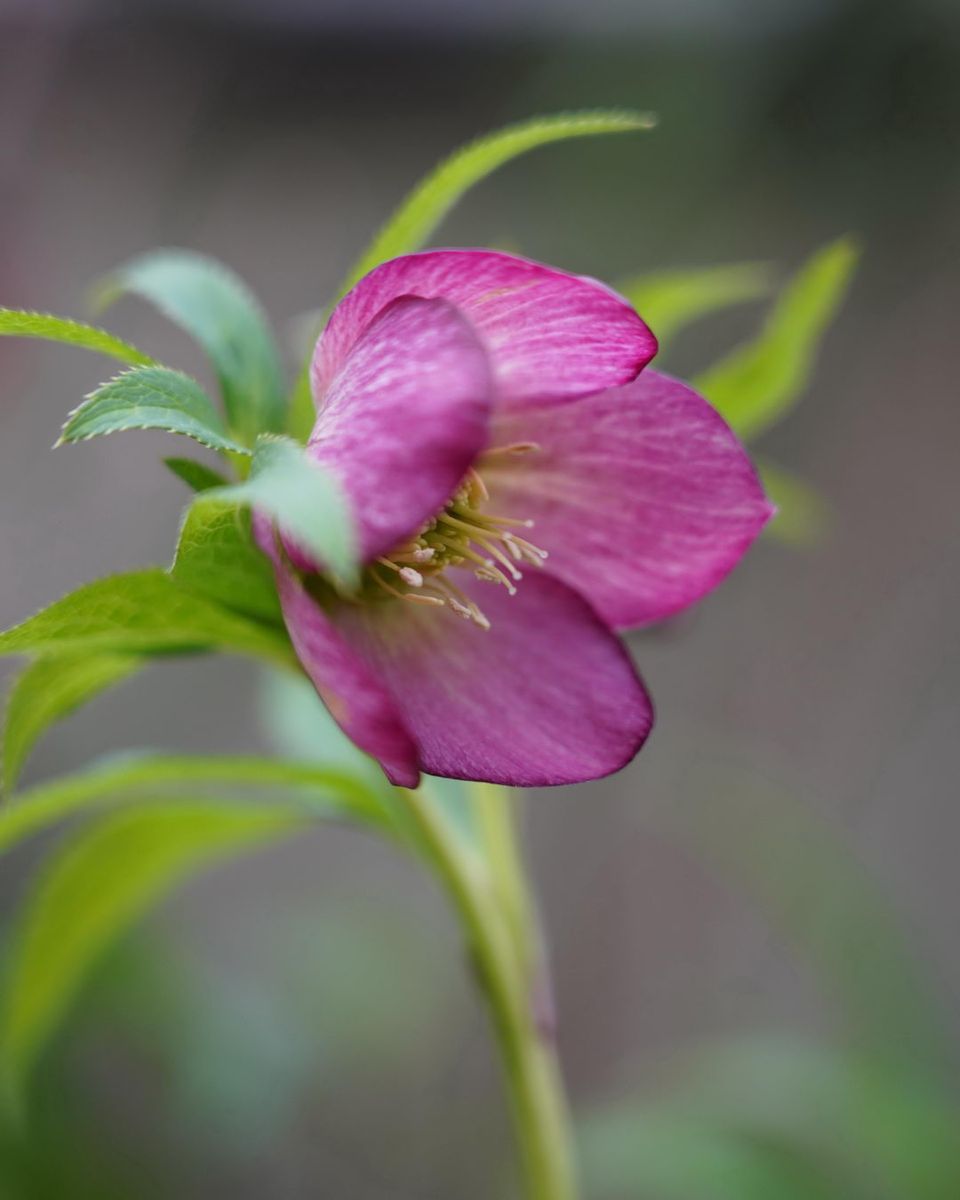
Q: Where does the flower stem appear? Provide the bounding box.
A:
[400,783,577,1200]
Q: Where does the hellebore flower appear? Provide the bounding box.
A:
[257,250,773,789]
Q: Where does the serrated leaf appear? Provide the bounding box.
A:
[0,569,293,666]
[616,261,772,343]
[171,500,281,624]
[96,250,286,441]
[337,110,655,300]
[59,365,249,454]
[163,457,228,493]
[0,308,155,367]
[0,800,308,1098]
[3,654,141,793]
[759,460,830,546]
[695,237,859,441]
[208,436,357,587]
[0,753,391,858]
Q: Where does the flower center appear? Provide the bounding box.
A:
[366,444,546,629]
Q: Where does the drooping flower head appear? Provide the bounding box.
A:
[257,250,773,788]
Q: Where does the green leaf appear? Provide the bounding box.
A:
[616,262,772,343]
[95,250,286,441]
[59,365,250,455]
[759,460,830,546]
[0,753,391,859]
[285,109,656,442]
[337,109,656,301]
[3,654,141,793]
[0,308,155,367]
[0,569,293,666]
[171,500,282,624]
[579,1104,839,1200]
[163,456,229,493]
[695,237,859,441]
[0,800,308,1098]
[208,436,357,587]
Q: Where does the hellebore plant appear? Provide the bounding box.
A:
[0,113,856,1200]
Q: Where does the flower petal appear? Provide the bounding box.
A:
[306,295,493,563]
[331,571,653,786]
[272,562,421,789]
[314,250,656,411]
[483,370,775,630]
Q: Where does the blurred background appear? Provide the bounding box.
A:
[1,0,958,1196]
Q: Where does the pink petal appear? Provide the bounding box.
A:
[314,250,656,412]
[331,571,653,786]
[273,563,421,789]
[483,370,775,630]
[306,295,493,563]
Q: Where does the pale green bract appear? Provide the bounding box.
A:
[2,654,141,794]
[0,308,155,367]
[206,436,358,588]
[617,261,772,344]
[95,249,286,442]
[695,237,860,441]
[59,365,250,455]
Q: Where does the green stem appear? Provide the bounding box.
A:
[401,784,577,1200]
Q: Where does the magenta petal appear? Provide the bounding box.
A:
[272,564,421,788]
[314,250,656,411]
[331,571,653,786]
[307,295,492,563]
[484,370,775,630]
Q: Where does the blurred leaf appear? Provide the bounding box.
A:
[672,1037,960,1200]
[759,459,830,546]
[0,800,308,1099]
[0,309,155,367]
[653,768,949,1081]
[337,109,656,300]
[695,237,859,441]
[2,654,141,793]
[95,249,286,441]
[163,456,228,493]
[579,1104,838,1200]
[208,435,357,587]
[0,569,294,666]
[171,500,282,625]
[58,365,249,455]
[617,262,772,343]
[0,752,390,858]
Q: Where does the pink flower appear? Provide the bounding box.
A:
[258,250,773,789]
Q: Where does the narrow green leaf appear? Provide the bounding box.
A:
[0,800,308,1096]
[208,436,357,587]
[337,108,656,299]
[0,753,390,858]
[171,500,282,624]
[759,460,830,546]
[616,262,772,343]
[0,569,293,666]
[695,237,859,441]
[163,456,228,493]
[59,365,249,454]
[0,308,155,367]
[95,250,286,440]
[3,654,141,793]
[285,110,656,442]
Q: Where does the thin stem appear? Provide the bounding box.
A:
[400,784,577,1200]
